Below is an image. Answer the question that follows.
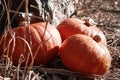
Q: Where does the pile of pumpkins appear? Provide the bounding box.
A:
[0,18,111,76]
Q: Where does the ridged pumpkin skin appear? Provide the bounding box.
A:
[57,18,107,46]
[0,22,62,66]
[60,34,111,75]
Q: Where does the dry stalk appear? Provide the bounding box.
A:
[0,55,12,77]
[21,0,29,78]
[17,54,24,80]
[0,1,5,21]
[9,10,43,20]
[32,13,51,64]
[3,0,10,26]
[15,37,33,79]
[34,67,102,79]
[1,2,16,76]
[9,32,16,62]
[22,0,35,79]
[11,0,25,22]
[2,34,15,77]
[1,34,33,79]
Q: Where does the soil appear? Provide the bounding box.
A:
[0,0,120,80]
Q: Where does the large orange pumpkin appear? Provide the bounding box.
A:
[0,22,62,66]
[60,34,111,75]
[57,18,107,46]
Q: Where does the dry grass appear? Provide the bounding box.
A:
[0,0,120,80]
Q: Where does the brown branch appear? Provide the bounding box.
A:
[32,67,102,79]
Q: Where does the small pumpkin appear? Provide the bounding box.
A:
[57,18,107,46]
[0,22,62,66]
[60,34,111,75]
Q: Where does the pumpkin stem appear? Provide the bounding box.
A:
[93,35,101,43]
[82,18,97,26]
[84,20,91,26]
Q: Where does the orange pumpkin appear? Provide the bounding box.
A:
[57,18,107,46]
[0,22,62,66]
[60,34,111,75]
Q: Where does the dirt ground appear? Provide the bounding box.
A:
[75,1,120,79]
[0,0,120,80]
